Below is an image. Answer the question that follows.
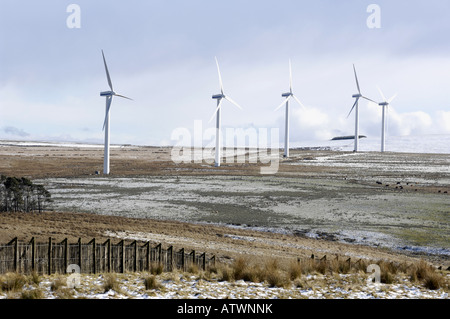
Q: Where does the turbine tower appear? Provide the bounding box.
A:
[347,64,375,152]
[274,60,306,158]
[100,50,132,175]
[377,87,397,153]
[210,57,243,167]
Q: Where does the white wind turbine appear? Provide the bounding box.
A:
[274,60,306,158]
[100,50,132,175]
[377,87,397,152]
[347,64,376,152]
[210,57,243,167]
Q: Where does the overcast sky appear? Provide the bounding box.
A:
[1,0,450,147]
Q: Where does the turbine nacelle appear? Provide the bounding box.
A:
[274,61,306,112]
[352,93,362,99]
[212,94,225,100]
[100,91,114,97]
[379,102,390,106]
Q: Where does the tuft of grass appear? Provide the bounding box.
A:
[50,277,66,291]
[423,272,446,291]
[1,273,26,292]
[102,273,121,293]
[288,260,302,281]
[260,259,289,288]
[21,288,45,299]
[408,260,447,290]
[218,265,234,282]
[409,260,433,282]
[231,257,248,281]
[27,271,41,286]
[143,274,162,290]
[332,259,351,274]
[150,263,164,275]
[186,263,200,275]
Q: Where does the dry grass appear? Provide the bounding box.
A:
[214,256,449,292]
[408,260,448,290]
[28,271,41,286]
[102,273,122,293]
[21,288,45,299]
[143,274,162,290]
[150,263,164,275]
[0,273,26,292]
[0,257,448,299]
[50,276,66,291]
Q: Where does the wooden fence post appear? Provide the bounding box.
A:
[192,250,196,268]
[167,246,173,272]
[145,242,150,272]
[200,252,206,271]
[88,238,96,274]
[120,240,125,273]
[156,243,162,266]
[132,240,137,272]
[104,239,111,273]
[13,238,18,273]
[48,237,52,275]
[62,238,68,273]
[30,237,35,273]
[78,238,82,273]
[180,248,185,271]
[7,238,18,273]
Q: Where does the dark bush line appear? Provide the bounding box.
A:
[0,175,52,213]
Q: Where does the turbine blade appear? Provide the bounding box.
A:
[209,99,223,123]
[289,59,293,93]
[274,96,291,112]
[353,64,361,94]
[215,57,224,94]
[361,96,377,104]
[102,50,113,92]
[388,93,397,104]
[292,94,306,109]
[377,86,387,102]
[347,99,358,118]
[102,96,113,131]
[115,94,133,101]
[224,95,242,110]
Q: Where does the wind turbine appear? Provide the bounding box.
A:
[210,57,243,167]
[100,50,132,175]
[274,60,306,158]
[377,87,397,152]
[347,64,376,152]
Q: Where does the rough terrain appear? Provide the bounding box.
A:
[0,142,449,269]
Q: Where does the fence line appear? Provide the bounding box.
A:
[0,237,215,275]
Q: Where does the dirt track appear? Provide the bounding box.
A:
[0,142,449,268]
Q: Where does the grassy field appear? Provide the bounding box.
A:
[0,143,449,300]
[1,256,448,299]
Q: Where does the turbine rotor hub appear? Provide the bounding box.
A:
[100,91,114,97]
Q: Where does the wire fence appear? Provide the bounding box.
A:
[0,237,215,275]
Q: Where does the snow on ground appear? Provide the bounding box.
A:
[2,272,448,300]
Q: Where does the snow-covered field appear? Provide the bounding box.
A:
[295,134,450,154]
[3,271,448,300]
[43,172,450,260]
